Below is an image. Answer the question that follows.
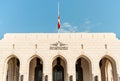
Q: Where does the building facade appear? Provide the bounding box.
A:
[0,33,120,81]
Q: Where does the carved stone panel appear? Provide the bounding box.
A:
[50,41,68,50]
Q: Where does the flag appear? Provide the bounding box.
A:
[58,15,60,29]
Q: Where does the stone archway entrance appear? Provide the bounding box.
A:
[6,57,20,81]
[76,59,83,81]
[99,56,118,81]
[76,56,92,81]
[52,57,67,81]
[29,57,43,81]
[53,57,64,81]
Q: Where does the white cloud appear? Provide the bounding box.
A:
[63,22,71,28]
[58,19,102,33]
[59,22,78,33]
[82,19,102,32]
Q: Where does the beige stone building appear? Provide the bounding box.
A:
[0,33,120,81]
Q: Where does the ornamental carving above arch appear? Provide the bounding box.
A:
[50,41,68,50]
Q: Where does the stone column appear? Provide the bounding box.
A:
[92,60,101,81]
[0,62,3,81]
[116,63,120,81]
[19,61,28,81]
[43,59,52,81]
[1,59,7,81]
[116,57,120,81]
[67,59,76,81]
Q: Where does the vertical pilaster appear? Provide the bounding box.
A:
[43,59,52,81]
[19,61,28,81]
[2,59,8,81]
[92,60,101,81]
[116,57,120,81]
[0,62,3,81]
[67,59,76,81]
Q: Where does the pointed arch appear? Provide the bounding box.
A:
[28,55,43,64]
[76,55,92,65]
[99,55,118,81]
[4,54,20,81]
[76,55,92,81]
[100,55,117,66]
[52,55,67,64]
[28,55,43,81]
[4,54,20,64]
[52,55,67,81]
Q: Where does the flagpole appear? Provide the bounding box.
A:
[58,0,59,33]
[58,0,59,17]
[57,0,60,40]
[58,0,60,33]
[58,29,59,33]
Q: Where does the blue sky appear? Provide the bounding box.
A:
[0,0,120,38]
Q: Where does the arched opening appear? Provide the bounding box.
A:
[6,57,20,81]
[76,56,92,81]
[99,56,118,81]
[29,57,43,81]
[52,56,67,81]
[76,59,83,81]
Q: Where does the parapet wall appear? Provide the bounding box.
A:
[1,33,118,41]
